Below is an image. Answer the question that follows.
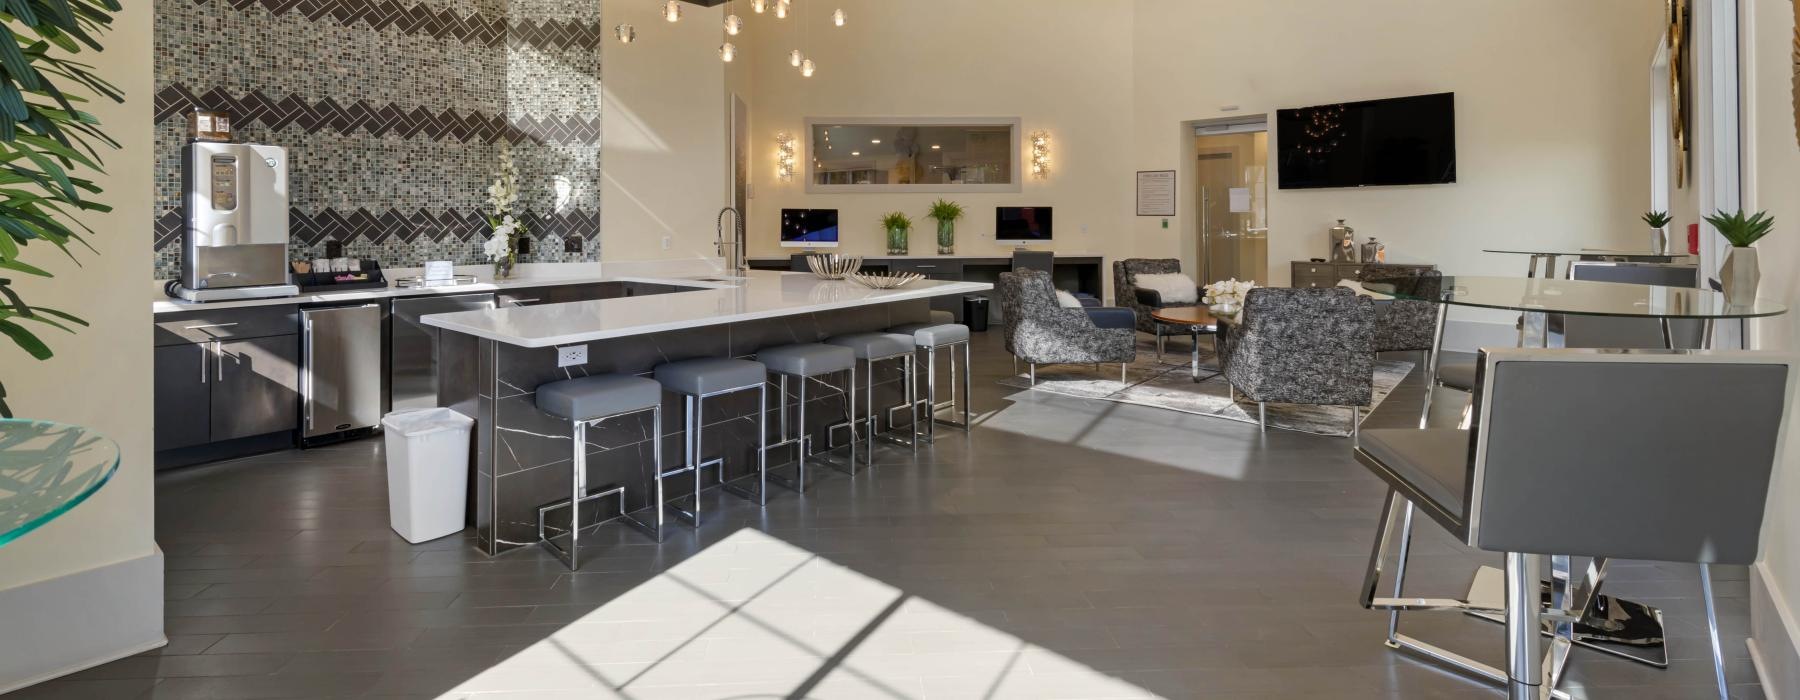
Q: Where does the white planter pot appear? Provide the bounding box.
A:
[1650,226,1669,255]
[1720,246,1760,306]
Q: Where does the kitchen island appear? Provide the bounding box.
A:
[422,270,992,555]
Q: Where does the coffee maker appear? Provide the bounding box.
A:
[167,140,298,302]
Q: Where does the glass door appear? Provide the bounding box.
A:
[1195,128,1268,287]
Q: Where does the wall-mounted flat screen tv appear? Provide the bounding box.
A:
[996,207,1052,242]
[780,208,839,247]
[1276,92,1456,189]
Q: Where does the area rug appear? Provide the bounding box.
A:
[996,338,1414,437]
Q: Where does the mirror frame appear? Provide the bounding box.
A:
[803,116,1023,194]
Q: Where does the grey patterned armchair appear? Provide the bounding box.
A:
[999,270,1136,384]
[1220,287,1377,434]
[1113,258,1199,334]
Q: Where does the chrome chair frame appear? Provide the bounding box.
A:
[839,348,919,465]
[536,404,665,570]
[764,364,858,492]
[890,338,973,443]
[666,381,769,527]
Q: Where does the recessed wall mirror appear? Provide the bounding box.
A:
[805,117,1021,193]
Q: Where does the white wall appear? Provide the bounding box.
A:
[1746,0,1800,691]
[741,0,1661,301]
[600,0,733,263]
[0,0,162,685]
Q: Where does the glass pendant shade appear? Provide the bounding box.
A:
[774,0,788,19]
[614,23,636,43]
[789,49,803,67]
[801,58,815,77]
[663,0,681,22]
[719,42,736,62]
[724,14,742,35]
[833,8,845,26]
[751,0,765,13]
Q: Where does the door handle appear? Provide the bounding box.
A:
[200,344,208,384]
[213,341,224,382]
[184,322,239,331]
[509,298,540,305]
[303,319,313,430]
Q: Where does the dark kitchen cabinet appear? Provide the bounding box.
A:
[211,334,300,442]
[153,343,212,451]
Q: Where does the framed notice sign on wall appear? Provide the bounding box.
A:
[1136,170,1176,216]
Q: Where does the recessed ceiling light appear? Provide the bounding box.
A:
[871,139,881,144]
[851,151,861,156]
[930,144,941,150]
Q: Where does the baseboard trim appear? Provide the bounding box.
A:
[1751,563,1799,700]
[0,548,165,694]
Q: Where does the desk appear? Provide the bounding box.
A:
[750,254,1105,324]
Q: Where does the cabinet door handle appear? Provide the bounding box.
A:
[509,298,540,305]
[914,265,936,269]
[184,322,239,331]
[214,341,224,382]
[200,344,208,384]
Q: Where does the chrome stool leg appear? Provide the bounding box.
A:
[537,406,665,570]
[1700,565,1728,700]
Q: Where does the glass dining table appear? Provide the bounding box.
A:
[0,420,120,548]
[1358,275,1787,673]
[1483,247,1689,279]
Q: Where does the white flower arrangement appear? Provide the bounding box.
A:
[1203,278,1256,317]
[485,147,527,266]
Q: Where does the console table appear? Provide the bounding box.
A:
[1290,261,1436,289]
[750,254,1106,324]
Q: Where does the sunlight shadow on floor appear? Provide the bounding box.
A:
[441,529,1162,699]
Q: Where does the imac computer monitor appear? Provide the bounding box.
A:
[996,207,1052,245]
[780,209,840,247]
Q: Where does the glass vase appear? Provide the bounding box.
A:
[886,225,909,256]
[936,220,955,255]
[494,251,515,280]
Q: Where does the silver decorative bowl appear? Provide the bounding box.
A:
[848,271,923,289]
[805,254,863,280]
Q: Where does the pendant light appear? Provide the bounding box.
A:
[720,42,736,62]
[663,0,681,22]
[833,8,844,26]
[751,0,765,13]
[614,23,636,43]
[724,13,742,35]
[789,49,803,67]
[774,0,788,19]
[801,58,815,77]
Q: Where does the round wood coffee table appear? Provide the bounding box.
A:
[1149,306,1221,382]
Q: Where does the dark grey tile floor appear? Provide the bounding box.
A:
[12,334,1762,699]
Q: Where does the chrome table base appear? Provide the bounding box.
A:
[1463,565,1669,669]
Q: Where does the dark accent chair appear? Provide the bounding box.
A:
[1219,286,1376,433]
[1356,348,1792,699]
[1113,258,1200,335]
[998,270,1136,384]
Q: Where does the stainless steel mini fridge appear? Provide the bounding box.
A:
[301,304,383,444]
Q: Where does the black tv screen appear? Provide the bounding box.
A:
[779,208,839,247]
[996,207,1052,241]
[1276,92,1456,189]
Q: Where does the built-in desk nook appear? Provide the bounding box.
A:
[749,254,1103,323]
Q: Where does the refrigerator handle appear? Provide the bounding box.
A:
[303,318,313,431]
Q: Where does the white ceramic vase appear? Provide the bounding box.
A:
[1720,246,1760,305]
[1650,226,1669,255]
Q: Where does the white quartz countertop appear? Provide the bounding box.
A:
[151,263,681,315]
[420,270,992,348]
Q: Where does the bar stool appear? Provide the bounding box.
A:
[887,321,971,442]
[533,373,666,570]
[824,332,919,463]
[653,357,769,527]
[755,342,858,490]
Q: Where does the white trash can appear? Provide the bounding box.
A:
[382,408,475,543]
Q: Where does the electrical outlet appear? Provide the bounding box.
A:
[661,236,673,251]
[556,344,587,367]
[564,236,583,253]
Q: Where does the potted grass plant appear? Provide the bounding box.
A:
[1641,210,1672,255]
[882,211,912,255]
[1704,209,1775,305]
[926,199,964,255]
[0,0,125,417]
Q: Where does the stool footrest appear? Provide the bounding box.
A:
[537,485,630,569]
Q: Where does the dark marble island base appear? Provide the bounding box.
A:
[440,299,934,555]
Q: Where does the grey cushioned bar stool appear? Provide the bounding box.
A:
[1355,347,1794,700]
[887,321,971,441]
[653,356,769,526]
[825,332,919,463]
[534,373,667,570]
[755,342,858,490]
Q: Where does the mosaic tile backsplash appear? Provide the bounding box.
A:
[152,0,602,279]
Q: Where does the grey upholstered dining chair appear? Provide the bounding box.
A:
[1564,261,1703,349]
[1356,347,1794,700]
[997,269,1136,384]
[1112,258,1196,335]
[1219,286,1376,433]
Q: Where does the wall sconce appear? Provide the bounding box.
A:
[1029,130,1051,179]
[775,132,797,181]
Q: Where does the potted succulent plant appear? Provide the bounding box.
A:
[926,199,964,255]
[1641,210,1672,255]
[1704,209,1775,305]
[881,211,912,255]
